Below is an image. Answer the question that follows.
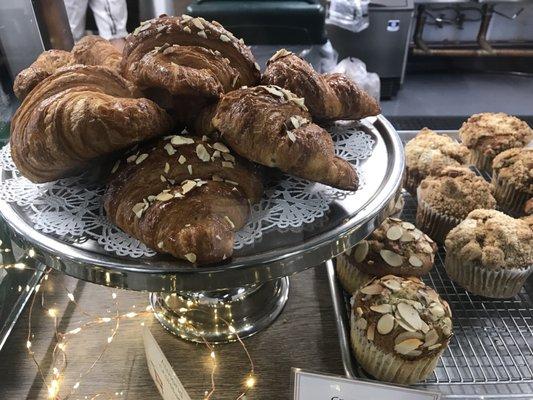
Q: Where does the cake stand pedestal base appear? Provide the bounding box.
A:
[149,277,290,343]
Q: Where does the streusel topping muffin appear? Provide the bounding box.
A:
[351,275,452,384]
[404,128,469,194]
[445,209,533,298]
[459,113,533,172]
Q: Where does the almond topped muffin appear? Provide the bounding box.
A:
[459,113,533,173]
[416,167,496,243]
[404,128,470,194]
[337,217,437,294]
[445,209,533,298]
[491,148,533,216]
[350,275,453,384]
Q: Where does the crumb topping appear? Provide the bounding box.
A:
[459,113,533,155]
[418,167,496,219]
[445,209,533,269]
[405,128,469,175]
[492,148,533,193]
[352,276,452,359]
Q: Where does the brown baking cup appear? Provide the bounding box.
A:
[416,191,462,243]
[492,172,530,217]
[350,319,443,384]
[469,148,493,173]
[444,253,532,299]
[404,165,424,195]
[336,255,373,294]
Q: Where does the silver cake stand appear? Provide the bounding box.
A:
[0,115,404,343]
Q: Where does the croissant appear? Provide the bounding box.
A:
[200,85,358,190]
[71,35,122,71]
[262,49,380,121]
[10,65,172,183]
[13,50,74,100]
[104,136,263,264]
[121,15,260,121]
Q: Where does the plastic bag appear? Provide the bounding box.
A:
[326,0,370,33]
[332,57,380,100]
[299,40,338,73]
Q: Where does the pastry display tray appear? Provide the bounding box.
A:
[327,131,533,399]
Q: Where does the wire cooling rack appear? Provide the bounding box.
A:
[329,131,533,399]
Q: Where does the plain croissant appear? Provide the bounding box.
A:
[104,135,263,264]
[198,85,358,191]
[262,49,380,121]
[10,65,172,182]
[71,35,123,71]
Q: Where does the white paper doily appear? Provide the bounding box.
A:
[0,123,375,257]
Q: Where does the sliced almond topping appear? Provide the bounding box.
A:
[377,314,395,335]
[160,175,166,182]
[224,215,235,229]
[423,329,439,347]
[355,307,363,317]
[187,165,193,175]
[430,304,445,319]
[263,86,284,98]
[181,14,192,21]
[126,154,137,163]
[132,202,145,218]
[171,136,195,146]
[164,143,176,155]
[407,350,422,357]
[183,26,192,34]
[213,142,230,153]
[370,304,393,314]
[287,130,297,142]
[408,255,423,267]
[222,161,234,168]
[394,331,424,344]
[111,160,120,173]
[196,144,211,162]
[353,241,369,263]
[419,319,430,333]
[397,302,423,331]
[359,283,383,295]
[192,18,204,29]
[212,175,223,182]
[402,222,415,230]
[428,343,442,351]
[178,155,186,164]
[184,253,197,263]
[394,338,423,355]
[380,249,403,267]
[197,30,207,38]
[225,179,239,186]
[382,279,401,292]
[222,153,235,162]
[270,48,291,61]
[396,317,417,333]
[181,180,196,194]
[355,317,367,330]
[386,225,403,241]
[156,192,174,202]
[289,97,307,110]
[400,232,414,242]
[157,241,164,249]
[442,317,452,336]
[367,323,376,341]
[220,34,231,42]
[290,116,300,129]
[164,162,170,173]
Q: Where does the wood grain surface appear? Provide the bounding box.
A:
[0,266,344,399]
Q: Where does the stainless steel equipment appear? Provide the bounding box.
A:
[328,130,533,399]
[327,0,415,98]
[0,115,404,343]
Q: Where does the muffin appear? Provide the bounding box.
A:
[524,198,533,216]
[336,217,437,294]
[416,167,496,243]
[404,128,470,194]
[491,148,532,216]
[350,275,453,384]
[459,113,533,173]
[445,209,533,298]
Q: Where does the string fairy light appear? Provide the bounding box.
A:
[0,246,257,399]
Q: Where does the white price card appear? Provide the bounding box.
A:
[293,369,440,400]
[143,326,192,400]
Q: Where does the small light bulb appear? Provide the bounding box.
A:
[210,351,215,359]
[67,293,75,302]
[112,292,117,299]
[48,309,57,318]
[246,376,256,388]
[26,340,32,349]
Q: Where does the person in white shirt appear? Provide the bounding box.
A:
[63,0,127,50]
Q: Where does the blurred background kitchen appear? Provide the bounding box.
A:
[0,0,532,138]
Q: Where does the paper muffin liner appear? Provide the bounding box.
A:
[444,252,532,298]
[336,255,373,294]
[404,166,424,195]
[416,190,462,243]
[492,172,530,217]
[391,195,405,219]
[469,148,493,173]
[350,320,443,384]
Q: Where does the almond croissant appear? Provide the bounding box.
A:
[199,85,358,191]
[10,65,172,183]
[121,15,260,121]
[262,49,380,121]
[104,136,263,264]
[13,50,75,100]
